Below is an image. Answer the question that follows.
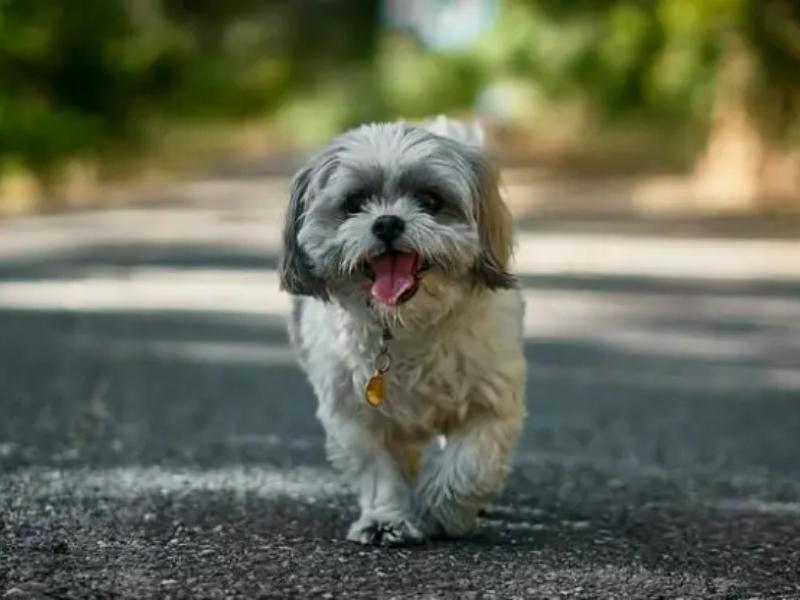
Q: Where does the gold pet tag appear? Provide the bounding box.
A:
[365,330,392,407]
[365,370,386,407]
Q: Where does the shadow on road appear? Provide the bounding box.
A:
[0,236,798,476]
[1,222,800,596]
[0,242,280,281]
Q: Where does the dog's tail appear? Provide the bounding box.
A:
[423,115,486,148]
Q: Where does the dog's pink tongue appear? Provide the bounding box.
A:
[370,253,417,306]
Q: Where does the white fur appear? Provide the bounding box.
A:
[292,286,525,543]
[283,118,526,545]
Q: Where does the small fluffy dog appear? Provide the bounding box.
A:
[280,118,526,545]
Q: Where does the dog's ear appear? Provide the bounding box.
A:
[468,151,516,289]
[279,161,330,300]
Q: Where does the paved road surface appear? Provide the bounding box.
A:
[1,176,800,598]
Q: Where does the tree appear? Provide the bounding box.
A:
[494,0,800,206]
[695,1,800,207]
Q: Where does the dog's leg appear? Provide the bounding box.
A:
[416,407,523,537]
[322,413,424,546]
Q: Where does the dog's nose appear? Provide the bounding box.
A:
[371,215,405,243]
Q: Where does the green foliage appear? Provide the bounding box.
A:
[1,0,797,175]
[489,0,799,138]
[0,0,378,173]
[478,0,719,125]
[0,0,186,172]
[377,36,482,118]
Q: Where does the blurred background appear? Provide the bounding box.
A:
[1,0,799,215]
[2,3,800,596]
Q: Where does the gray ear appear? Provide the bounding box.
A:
[278,164,330,300]
[468,151,516,289]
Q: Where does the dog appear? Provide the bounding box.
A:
[280,118,526,545]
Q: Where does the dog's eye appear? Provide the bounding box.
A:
[341,191,368,216]
[416,190,444,215]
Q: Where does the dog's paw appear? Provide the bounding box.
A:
[346,513,425,546]
[414,497,476,539]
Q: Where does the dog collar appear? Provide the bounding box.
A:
[365,327,392,407]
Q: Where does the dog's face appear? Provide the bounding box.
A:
[280,122,514,328]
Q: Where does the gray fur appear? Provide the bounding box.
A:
[278,165,329,299]
[280,120,526,545]
[280,121,515,303]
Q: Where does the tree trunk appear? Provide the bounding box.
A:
[693,38,799,210]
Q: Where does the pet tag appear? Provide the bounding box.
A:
[365,330,392,407]
[365,370,386,407]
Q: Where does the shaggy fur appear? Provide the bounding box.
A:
[280,119,526,545]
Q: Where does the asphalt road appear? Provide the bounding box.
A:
[1,176,800,599]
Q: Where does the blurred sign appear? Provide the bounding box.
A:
[381,0,497,50]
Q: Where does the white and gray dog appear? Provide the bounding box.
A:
[280,117,526,545]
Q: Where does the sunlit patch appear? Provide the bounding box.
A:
[0,269,290,315]
[73,334,296,366]
[5,466,343,501]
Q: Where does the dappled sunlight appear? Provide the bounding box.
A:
[514,232,800,281]
[0,268,289,315]
[528,358,800,394]
[0,186,287,260]
[1,199,799,491]
[7,465,341,500]
[72,334,296,367]
[523,287,800,353]
[1,262,797,396]
[1,216,799,399]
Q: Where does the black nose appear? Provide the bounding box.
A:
[371,215,405,243]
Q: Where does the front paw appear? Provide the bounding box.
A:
[415,482,479,538]
[346,511,425,546]
[415,503,470,539]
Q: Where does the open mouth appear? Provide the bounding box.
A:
[365,251,424,307]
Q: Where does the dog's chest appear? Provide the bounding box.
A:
[390,341,469,404]
[372,327,503,434]
[310,290,525,435]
